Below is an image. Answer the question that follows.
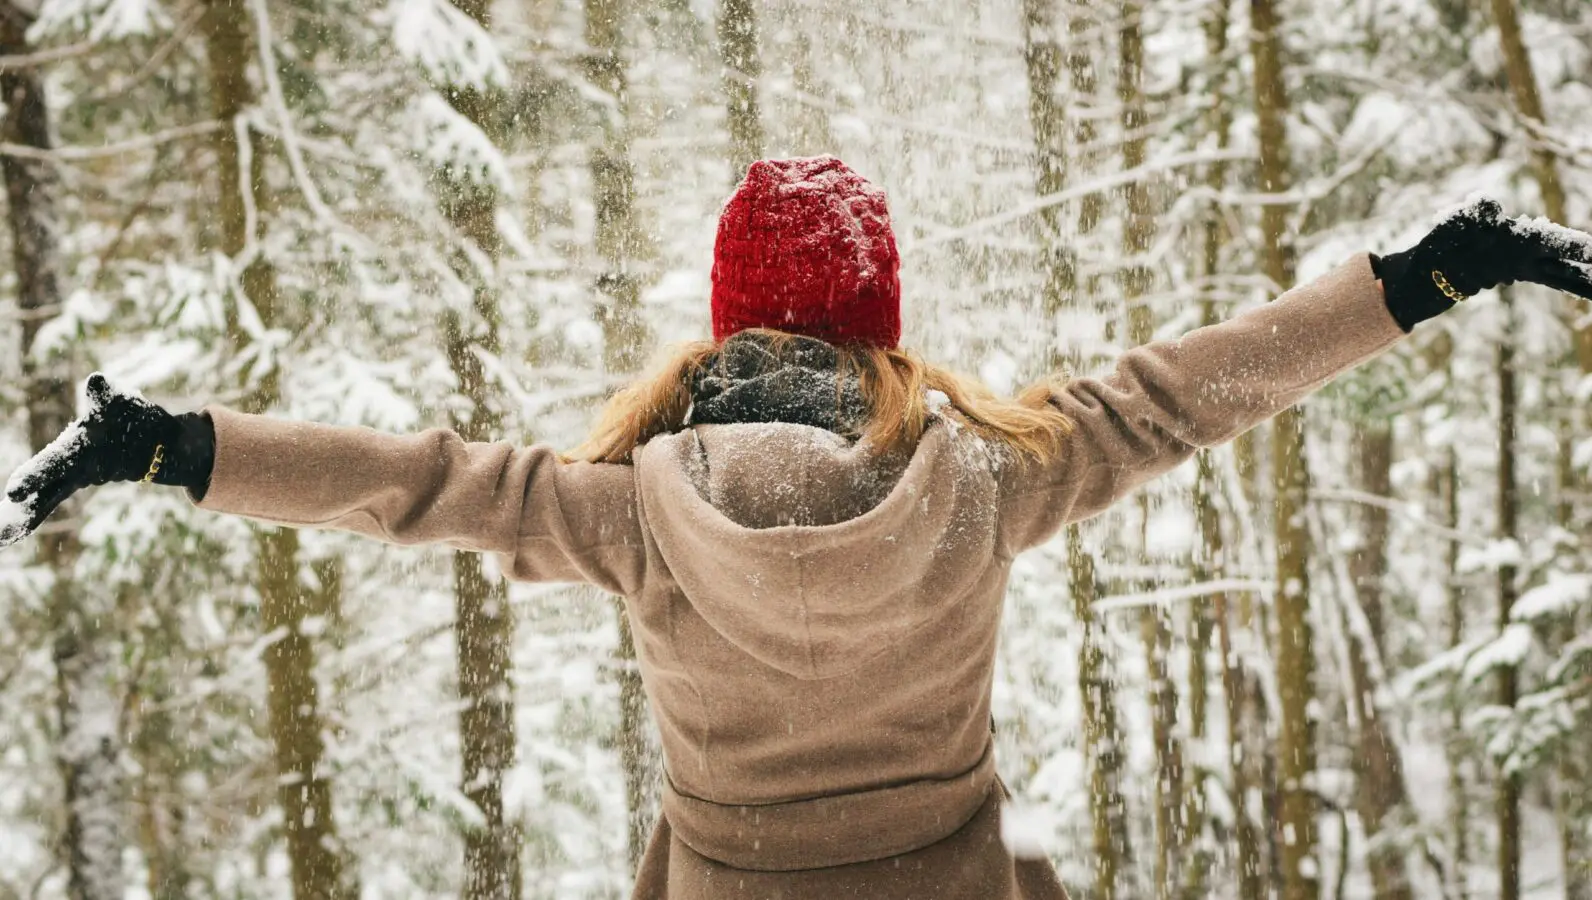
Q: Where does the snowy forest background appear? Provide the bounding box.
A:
[2,0,1591,897]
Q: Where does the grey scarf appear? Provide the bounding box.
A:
[686,333,869,438]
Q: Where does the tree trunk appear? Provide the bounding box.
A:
[201,2,346,896]
[1347,425,1414,900]
[2,9,129,897]
[1192,5,1264,894]
[718,0,764,177]
[1444,441,1469,900]
[1495,287,1521,900]
[1484,0,1567,228]
[1024,1,1130,894]
[785,24,836,154]
[433,0,523,895]
[584,0,655,871]
[1064,2,1102,239]
[1247,2,1318,897]
[586,0,647,376]
[1117,7,1183,895]
[1069,527,1132,900]
[1023,0,1071,309]
[1484,7,1591,888]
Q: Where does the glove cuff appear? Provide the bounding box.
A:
[150,412,216,498]
[1372,250,1456,332]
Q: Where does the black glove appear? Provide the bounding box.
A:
[0,374,215,548]
[1373,197,1592,331]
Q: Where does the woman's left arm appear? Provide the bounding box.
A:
[998,252,1405,553]
[998,199,1592,555]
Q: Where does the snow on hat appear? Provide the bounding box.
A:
[711,156,902,348]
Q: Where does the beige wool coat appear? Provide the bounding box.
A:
[195,254,1407,899]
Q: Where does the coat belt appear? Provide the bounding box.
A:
[659,742,998,872]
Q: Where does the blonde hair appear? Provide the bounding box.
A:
[568,329,1075,465]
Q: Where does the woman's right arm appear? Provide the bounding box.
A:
[197,408,646,594]
[2,384,646,596]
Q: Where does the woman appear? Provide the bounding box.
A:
[5,156,1592,898]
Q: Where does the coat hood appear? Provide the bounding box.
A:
[633,420,1001,680]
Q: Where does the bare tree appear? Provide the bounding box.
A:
[1247,0,1318,897]
[1188,3,1261,896]
[1484,5,1591,892]
[201,0,347,895]
[425,0,524,894]
[1116,5,1183,896]
[1494,287,1521,900]
[1347,423,1415,900]
[719,0,765,175]
[1022,2,1131,894]
[2,6,127,899]
[584,0,655,870]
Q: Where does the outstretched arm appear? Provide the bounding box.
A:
[999,253,1402,552]
[2,382,646,595]
[999,199,1592,554]
[197,408,645,593]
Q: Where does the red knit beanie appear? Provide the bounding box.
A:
[711,156,902,348]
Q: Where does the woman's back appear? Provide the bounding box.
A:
[630,417,1010,870]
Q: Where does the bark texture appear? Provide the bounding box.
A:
[1484,7,1592,892]
[1347,425,1414,900]
[585,0,655,870]
[1248,1,1318,897]
[201,1,347,895]
[718,0,765,176]
[2,7,129,896]
[1495,288,1521,900]
[1118,7,1183,895]
[1022,0,1129,893]
[434,0,523,895]
[1195,4,1263,896]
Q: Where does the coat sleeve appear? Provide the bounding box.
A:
[998,253,1408,555]
[194,408,647,596]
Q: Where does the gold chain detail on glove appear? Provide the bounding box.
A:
[1432,270,1468,303]
[141,444,165,484]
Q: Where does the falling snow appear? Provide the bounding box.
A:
[2,0,1592,897]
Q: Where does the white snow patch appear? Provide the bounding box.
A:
[0,496,29,529]
[30,0,171,41]
[390,0,508,90]
[1512,572,1592,621]
[999,800,1052,859]
[1397,638,1482,698]
[1463,623,1534,683]
[1456,537,1523,574]
[409,92,513,194]
[1508,215,1592,261]
[0,496,33,547]
[1144,505,1195,556]
[979,353,1018,395]
[643,269,712,308]
[5,420,88,497]
[29,289,112,361]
